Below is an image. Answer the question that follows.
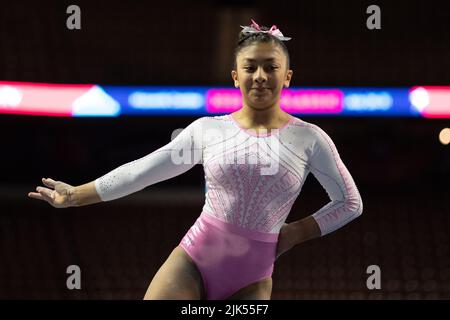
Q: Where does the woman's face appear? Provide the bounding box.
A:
[232,42,293,110]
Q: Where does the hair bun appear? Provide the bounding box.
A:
[237,25,271,44]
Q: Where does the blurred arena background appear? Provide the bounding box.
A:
[0,0,449,299]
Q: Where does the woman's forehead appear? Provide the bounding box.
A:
[238,43,284,61]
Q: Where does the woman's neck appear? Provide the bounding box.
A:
[232,105,291,129]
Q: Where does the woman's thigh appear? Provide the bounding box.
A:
[143,246,205,300]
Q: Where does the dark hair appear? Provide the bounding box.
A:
[233,25,291,71]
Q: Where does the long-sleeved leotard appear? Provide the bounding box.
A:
[95,114,363,236]
[95,114,363,299]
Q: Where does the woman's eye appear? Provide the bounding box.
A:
[243,66,278,72]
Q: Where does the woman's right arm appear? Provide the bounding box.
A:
[28,117,205,207]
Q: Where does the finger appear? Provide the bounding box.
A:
[28,191,53,204]
[42,178,57,188]
[36,190,54,204]
[36,186,55,199]
[28,192,46,201]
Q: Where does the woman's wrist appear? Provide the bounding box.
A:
[70,182,101,207]
[289,216,322,246]
[68,186,81,207]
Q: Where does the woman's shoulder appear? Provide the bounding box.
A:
[202,114,229,121]
[288,117,339,148]
[185,115,232,133]
[289,116,324,135]
[195,114,238,128]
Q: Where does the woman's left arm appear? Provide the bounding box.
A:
[276,125,363,259]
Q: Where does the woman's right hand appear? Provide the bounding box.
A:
[28,178,75,208]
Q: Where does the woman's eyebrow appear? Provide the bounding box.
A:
[243,58,277,62]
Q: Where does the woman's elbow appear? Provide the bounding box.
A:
[355,198,363,217]
[346,195,363,218]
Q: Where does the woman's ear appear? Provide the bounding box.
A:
[284,69,293,88]
[231,70,239,88]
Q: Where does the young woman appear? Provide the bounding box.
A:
[28,19,363,300]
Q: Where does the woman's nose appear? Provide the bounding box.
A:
[254,67,267,82]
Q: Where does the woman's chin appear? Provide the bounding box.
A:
[243,94,276,108]
[248,100,275,109]
[249,94,270,103]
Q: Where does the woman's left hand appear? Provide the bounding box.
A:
[275,223,298,260]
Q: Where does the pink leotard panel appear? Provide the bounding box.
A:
[179,212,277,300]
